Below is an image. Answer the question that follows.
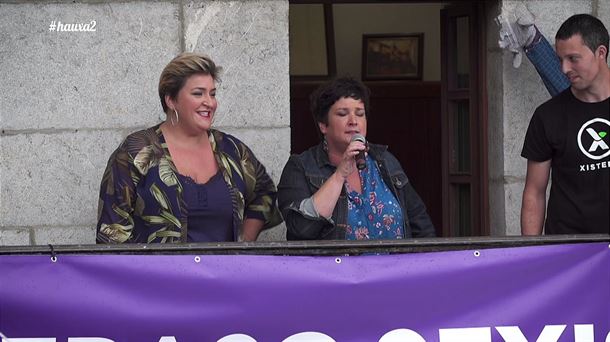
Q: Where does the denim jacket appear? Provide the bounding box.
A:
[277,142,436,240]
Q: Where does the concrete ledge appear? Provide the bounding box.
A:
[0,228,31,246]
[33,225,96,245]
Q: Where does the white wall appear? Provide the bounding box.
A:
[333,3,446,81]
[290,4,328,76]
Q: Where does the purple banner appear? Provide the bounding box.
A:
[0,243,608,341]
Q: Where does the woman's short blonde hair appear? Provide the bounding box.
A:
[158,52,222,114]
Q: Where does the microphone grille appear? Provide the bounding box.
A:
[351,134,366,143]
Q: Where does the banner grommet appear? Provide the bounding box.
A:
[49,244,58,263]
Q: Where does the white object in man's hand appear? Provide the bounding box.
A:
[497,9,537,68]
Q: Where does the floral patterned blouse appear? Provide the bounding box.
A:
[345,156,404,240]
[96,124,282,243]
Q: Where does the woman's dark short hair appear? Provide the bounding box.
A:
[310,77,371,129]
[556,14,609,61]
[158,52,222,114]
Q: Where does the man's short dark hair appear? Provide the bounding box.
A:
[310,77,370,133]
[556,14,609,61]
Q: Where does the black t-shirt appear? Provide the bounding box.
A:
[522,89,610,234]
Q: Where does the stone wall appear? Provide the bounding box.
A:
[0,0,290,245]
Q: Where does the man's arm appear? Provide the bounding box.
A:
[521,159,552,235]
[497,6,570,96]
[523,27,570,96]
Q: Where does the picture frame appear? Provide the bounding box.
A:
[362,33,424,81]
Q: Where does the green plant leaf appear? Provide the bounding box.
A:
[99,223,133,243]
[150,184,170,211]
[133,146,156,175]
[141,215,168,224]
[159,157,178,187]
[160,210,182,228]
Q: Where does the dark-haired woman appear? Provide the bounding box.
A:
[278,77,435,240]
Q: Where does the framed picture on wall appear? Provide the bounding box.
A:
[362,33,424,81]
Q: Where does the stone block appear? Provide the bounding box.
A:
[221,127,291,184]
[33,226,96,245]
[503,180,526,236]
[502,0,592,39]
[502,52,548,178]
[0,130,125,227]
[258,222,286,242]
[487,51,504,178]
[488,178,506,236]
[598,1,610,68]
[525,0,592,38]
[0,2,180,131]
[184,0,290,128]
[487,48,508,237]
[0,228,31,246]
[486,0,509,237]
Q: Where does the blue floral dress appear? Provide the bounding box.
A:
[345,156,404,240]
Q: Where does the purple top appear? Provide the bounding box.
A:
[177,172,234,242]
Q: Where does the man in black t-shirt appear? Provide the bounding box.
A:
[521,14,610,235]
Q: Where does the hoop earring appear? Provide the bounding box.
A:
[170,109,179,126]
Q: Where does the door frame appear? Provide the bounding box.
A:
[440,2,489,236]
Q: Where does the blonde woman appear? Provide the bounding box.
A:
[97,53,281,243]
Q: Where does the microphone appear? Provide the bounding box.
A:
[351,134,367,170]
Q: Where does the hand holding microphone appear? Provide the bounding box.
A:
[351,134,367,170]
[335,134,368,179]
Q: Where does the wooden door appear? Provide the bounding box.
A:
[440,2,489,237]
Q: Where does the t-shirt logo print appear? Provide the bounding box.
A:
[577,118,610,160]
